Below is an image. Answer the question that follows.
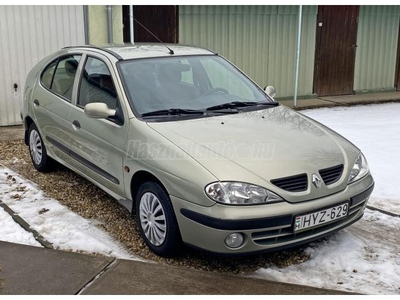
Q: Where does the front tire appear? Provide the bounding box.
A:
[136,181,182,257]
[28,123,54,172]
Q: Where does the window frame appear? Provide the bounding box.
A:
[39,53,83,103]
[76,54,124,125]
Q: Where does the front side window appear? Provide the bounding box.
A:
[118,55,271,117]
[78,57,118,110]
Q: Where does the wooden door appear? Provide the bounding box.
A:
[395,19,400,91]
[123,6,178,43]
[313,6,359,96]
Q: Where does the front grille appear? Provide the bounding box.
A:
[270,173,308,192]
[252,198,366,246]
[319,164,344,185]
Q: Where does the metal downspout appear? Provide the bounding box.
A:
[107,5,113,44]
[129,5,134,44]
[83,5,89,44]
[293,5,303,107]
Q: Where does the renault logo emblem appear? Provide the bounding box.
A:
[312,174,322,189]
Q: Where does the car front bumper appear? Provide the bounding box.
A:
[170,173,374,255]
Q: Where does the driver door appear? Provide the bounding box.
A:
[68,54,129,198]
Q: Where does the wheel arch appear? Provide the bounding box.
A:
[24,116,35,145]
[130,170,169,213]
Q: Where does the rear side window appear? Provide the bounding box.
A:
[41,60,57,89]
[41,55,81,101]
[78,57,118,109]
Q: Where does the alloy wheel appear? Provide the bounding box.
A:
[29,129,42,165]
[139,192,167,246]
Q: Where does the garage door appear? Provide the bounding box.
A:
[0,6,85,126]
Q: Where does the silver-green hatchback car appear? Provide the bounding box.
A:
[22,44,374,257]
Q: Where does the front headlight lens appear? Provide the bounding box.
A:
[348,153,369,183]
[205,182,283,205]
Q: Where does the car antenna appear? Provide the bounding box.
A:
[130,15,174,55]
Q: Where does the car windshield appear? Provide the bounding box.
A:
[118,55,273,117]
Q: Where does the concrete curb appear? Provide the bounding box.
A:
[366,205,400,218]
[0,200,53,249]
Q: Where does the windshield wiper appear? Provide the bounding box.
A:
[205,101,279,111]
[141,108,204,117]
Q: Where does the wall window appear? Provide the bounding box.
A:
[78,57,118,109]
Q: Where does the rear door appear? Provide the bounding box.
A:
[32,54,82,164]
[68,53,129,198]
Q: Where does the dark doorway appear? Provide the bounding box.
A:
[395,19,400,91]
[313,6,359,97]
[122,6,179,44]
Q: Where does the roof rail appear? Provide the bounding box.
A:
[62,45,123,60]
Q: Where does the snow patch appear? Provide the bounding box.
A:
[252,212,400,295]
[0,166,140,260]
[0,206,42,247]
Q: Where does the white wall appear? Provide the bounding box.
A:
[0,6,85,126]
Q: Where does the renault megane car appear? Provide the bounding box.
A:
[21,44,374,257]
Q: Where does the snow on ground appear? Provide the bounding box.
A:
[252,103,400,294]
[302,103,400,215]
[0,206,42,247]
[0,166,139,260]
[252,209,400,295]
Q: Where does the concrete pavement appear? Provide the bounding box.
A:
[0,241,352,295]
[278,90,400,109]
[0,125,23,141]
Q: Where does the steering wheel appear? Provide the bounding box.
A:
[201,87,229,97]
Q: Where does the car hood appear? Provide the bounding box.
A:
[146,106,360,202]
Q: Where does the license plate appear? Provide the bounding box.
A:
[294,202,349,232]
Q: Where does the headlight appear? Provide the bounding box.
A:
[348,153,369,183]
[205,182,283,205]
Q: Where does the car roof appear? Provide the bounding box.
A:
[63,44,216,60]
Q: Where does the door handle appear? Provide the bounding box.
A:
[33,99,40,107]
[72,120,81,130]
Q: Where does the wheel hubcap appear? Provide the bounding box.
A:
[139,192,166,246]
[29,130,42,165]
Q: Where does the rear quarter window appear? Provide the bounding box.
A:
[41,60,57,89]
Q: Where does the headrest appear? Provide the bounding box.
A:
[157,63,191,84]
[65,59,79,77]
[158,62,191,74]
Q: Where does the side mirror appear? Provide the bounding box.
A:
[84,103,116,119]
[264,86,276,98]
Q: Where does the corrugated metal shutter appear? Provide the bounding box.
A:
[0,6,85,126]
[179,5,317,98]
[354,6,400,92]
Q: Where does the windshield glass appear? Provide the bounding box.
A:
[118,55,272,116]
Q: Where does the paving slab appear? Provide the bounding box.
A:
[83,259,351,295]
[0,125,24,141]
[279,98,338,109]
[0,241,114,295]
[320,91,400,105]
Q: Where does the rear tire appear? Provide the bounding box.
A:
[28,123,54,172]
[136,181,182,257]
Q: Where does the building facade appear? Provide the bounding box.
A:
[0,5,399,126]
